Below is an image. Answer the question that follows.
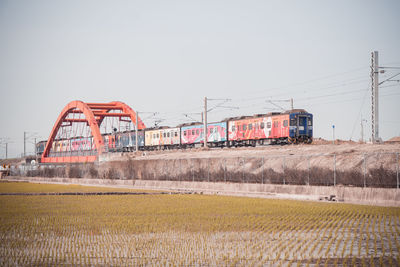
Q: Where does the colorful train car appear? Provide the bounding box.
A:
[228,109,312,146]
[145,127,180,150]
[181,122,227,148]
[116,131,145,151]
[71,137,91,152]
[36,140,47,156]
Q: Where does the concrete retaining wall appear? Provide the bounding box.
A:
[4,176,400,207]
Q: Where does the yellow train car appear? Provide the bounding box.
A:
[145,127,180,150]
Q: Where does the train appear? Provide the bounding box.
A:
[36,109,313,156]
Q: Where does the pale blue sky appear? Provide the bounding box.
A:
[1,0,399,158]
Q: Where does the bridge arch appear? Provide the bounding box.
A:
[41,100,144,163]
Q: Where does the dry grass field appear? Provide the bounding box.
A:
[0,181,159,194]
[0,182,399,266]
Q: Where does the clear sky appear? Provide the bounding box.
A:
[1,0,399,158]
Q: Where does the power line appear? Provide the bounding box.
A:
[231,66,369,101]
[231,76,370,104]
[379,72,400,85]
[295,88,368,102]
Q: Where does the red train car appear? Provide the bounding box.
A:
[228,112,290,146]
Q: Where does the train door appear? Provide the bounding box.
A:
[297,116,307,136]
[306,115,313,137]
[272,119,279,138]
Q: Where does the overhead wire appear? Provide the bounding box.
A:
[230,67,369,102]
[154,67,373,126]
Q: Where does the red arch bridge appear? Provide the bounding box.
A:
[41,101,145,163]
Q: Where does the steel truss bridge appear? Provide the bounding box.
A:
[41,101,145,163]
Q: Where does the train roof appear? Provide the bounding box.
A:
[145,126,180,130]
[224,110,310,121]
[145,126,168,130]
[224,112,282,121]
[178,121,226,127]
[282,109,309,114]
[177,122,202,127]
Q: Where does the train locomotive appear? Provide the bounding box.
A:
[36,109,312,156]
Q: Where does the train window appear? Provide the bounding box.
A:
[283,120,288,127]
[255,123,258,129]
[167,132,170,137]
[267,122,272,128]
[184,131,186,136]
[243,124,247,131]
[249,124,253,130]
[192,130,195,135]
[163,133,166,138]
[290,119,296,126]
[260,122,265,129]
[232,125,236,131]
[157,133,159,138]
[175,132,178,137]
[308,119,312,126]
[196,129,199,135]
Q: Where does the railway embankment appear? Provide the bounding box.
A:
[4,176,400,207]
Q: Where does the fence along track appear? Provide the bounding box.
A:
[15,152,400,188]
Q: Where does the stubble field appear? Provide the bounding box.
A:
[0,182,399,266]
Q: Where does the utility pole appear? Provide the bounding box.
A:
[360,118,367,143]
[371,51,380,143]
[23,131,26,157]
[332,125,335,145]
[204,97,208,148]
[34,138,36,162]
[290,98,293,110]
[202,97,235,148]
[23,131,39,158]
[361,119,364,143]
[0,138,11,159]
[135,111,139,152]
[370,51,400,143]
[360,120,363,143]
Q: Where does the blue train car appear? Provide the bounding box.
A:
[288,110,313,143]
[114,130,145,151]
